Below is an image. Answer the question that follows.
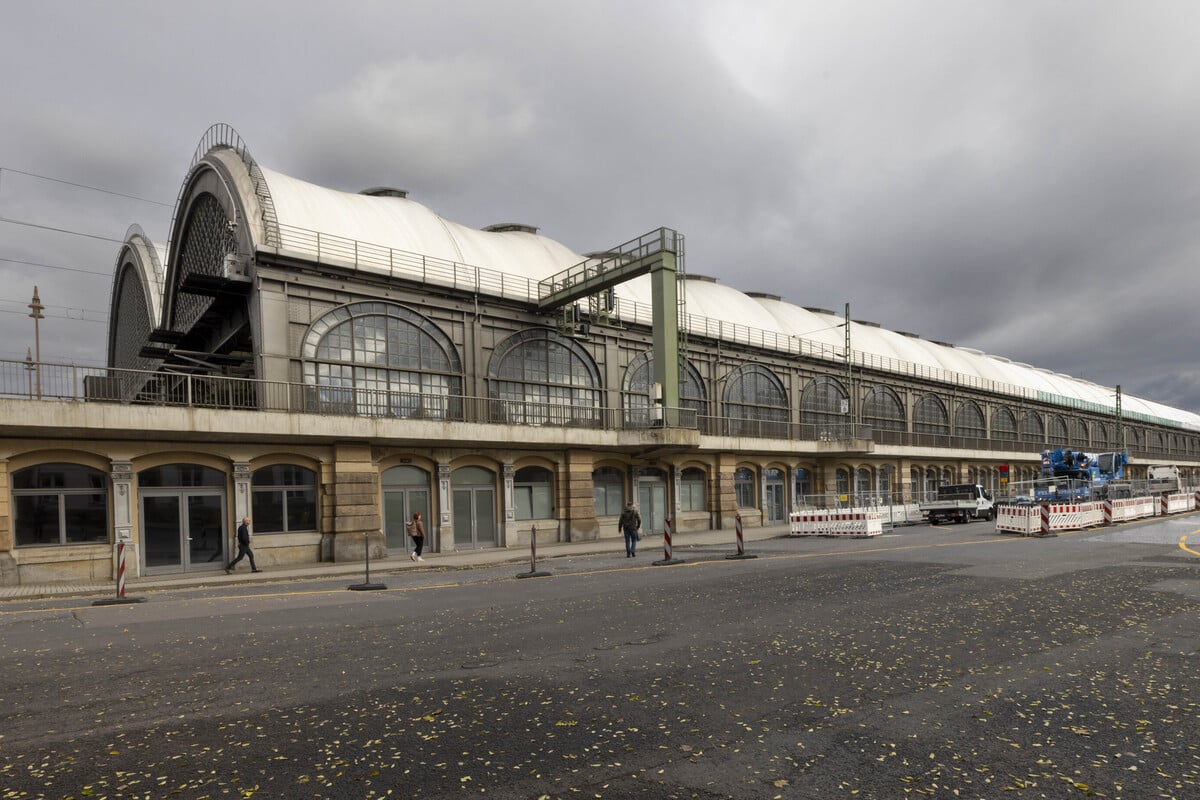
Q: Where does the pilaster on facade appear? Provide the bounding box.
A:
[714,453,739,530]
[232,461,251,525]
[564,450,598,542]
[109,460,137,579]
[437,463,452,549]
[502,463,515,547]
[329,444,384,562]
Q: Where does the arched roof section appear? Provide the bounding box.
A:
[107,224,166,370]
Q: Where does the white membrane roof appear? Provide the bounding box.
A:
[249,161,1200,431]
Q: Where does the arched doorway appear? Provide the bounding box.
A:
[764,467,786,524]
[138,463,226,574]
[382,465,432,555]
[451,466,498,549]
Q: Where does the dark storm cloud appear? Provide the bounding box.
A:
[2,0,1199,413]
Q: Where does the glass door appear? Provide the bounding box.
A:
[384,488,431,554]
[452,487,497,549]
[141,492,225,574]
[638,480,667,534]
[143,495,182,571]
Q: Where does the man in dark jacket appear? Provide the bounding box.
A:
[618,501,642,558]
[226,517,261,573]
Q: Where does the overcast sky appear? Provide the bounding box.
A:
[2,0,1199,415]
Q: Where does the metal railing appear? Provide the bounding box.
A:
[3,358,1198,459]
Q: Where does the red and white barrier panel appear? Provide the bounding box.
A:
[997,501,1104,535]
[1163,493,1192,514]
[789,510,882,538]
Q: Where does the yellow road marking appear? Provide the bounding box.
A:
[1180,530,1200,558]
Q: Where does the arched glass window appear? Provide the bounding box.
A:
[1127,428,1141,450]
[12,463,108,547]
[914,394,948,436]
[1069,418,1089,446]
[863,386,906,433]
[801,376,848,431]
[1020,411,1044,443]
[592,466,625,516]
[954,400,986,439]
[680,467,707,512]
[302,302,463,418]
[795,468,813,503]
[252,465,317,533]
[941,467,955,485]
[879,464,894,498]
[923,467,939,498]
[623,352,707,423]
[991,406,1017,441]
[835,468,850,499]
[853,467,873,500]
[514,466,554,520]
[1093,423,1109,449]
[490,330,600,425]
[734,466,757,509]
[725,365,788,426]
[1048,415,1069,446]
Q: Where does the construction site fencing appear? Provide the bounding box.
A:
[994,490,1198,535]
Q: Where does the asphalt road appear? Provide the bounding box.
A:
[1,517,1198,800]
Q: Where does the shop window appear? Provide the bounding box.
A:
[515,466,554,520]
[252,465,317,533]
[13,463,108,546]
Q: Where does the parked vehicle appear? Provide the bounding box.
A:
[920,483,994,524]
[1146,464,1181,495]
[1036,449,1130,501]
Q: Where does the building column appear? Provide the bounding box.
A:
[437,463,452,550]
[0,459,17,585]
[502,463,515,547]
[713,453,738,529]
[232,460,251,526]
[328,444,384,563]
[564,450,598,542]
[110,460,138,579]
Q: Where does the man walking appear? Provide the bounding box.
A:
[619,500,641,558]
[226,516,261,573]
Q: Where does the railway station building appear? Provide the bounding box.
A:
[2,124,1198,586]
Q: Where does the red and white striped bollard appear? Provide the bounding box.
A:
[652,515,684,565]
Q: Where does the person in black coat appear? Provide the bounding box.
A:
[226,516,261,573]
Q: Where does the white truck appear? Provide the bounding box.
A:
[920,483,994,525]
[1146,465,1181,495]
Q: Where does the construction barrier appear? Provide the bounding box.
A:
[725,512,758,560]
[653,516,685,565]
[789,509,882,538]
[997,492,1194,535]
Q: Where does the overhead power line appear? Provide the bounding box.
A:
[0,216,128,244]
[0,166,172,207]
[0,256,111,277]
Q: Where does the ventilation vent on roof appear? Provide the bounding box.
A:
[896,331,921,338]
[930,340,955,348]
[992,356,1012,363]
[359,187,408,198]
[959,347,984,355]
[853,319,881,328]
[1014,362,1034,369]
[745,291,781,301]
[803,307,834,315]
[483,223,539,234]
[684,274,718,283]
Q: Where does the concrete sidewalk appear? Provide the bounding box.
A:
[1,523,796,602]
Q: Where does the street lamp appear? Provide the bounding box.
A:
[28,286,44,399]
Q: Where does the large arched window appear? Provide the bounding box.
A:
[623,352,707,423]
[954,400,986,439]
[991,406,1017,442]
[863,386,906,433]
[1069,418,1089,446]
[1094,423,1109,449]
[725,365,788,425]
[12,463,108,547]
[1048,414,1069,446]
[489,330,600,425]
[252,465,317,533]
[514,466,554,520]
[800,376,848,431]
[302,302,462,418]
[913,394,949,436]
[1020,411,1044,443]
